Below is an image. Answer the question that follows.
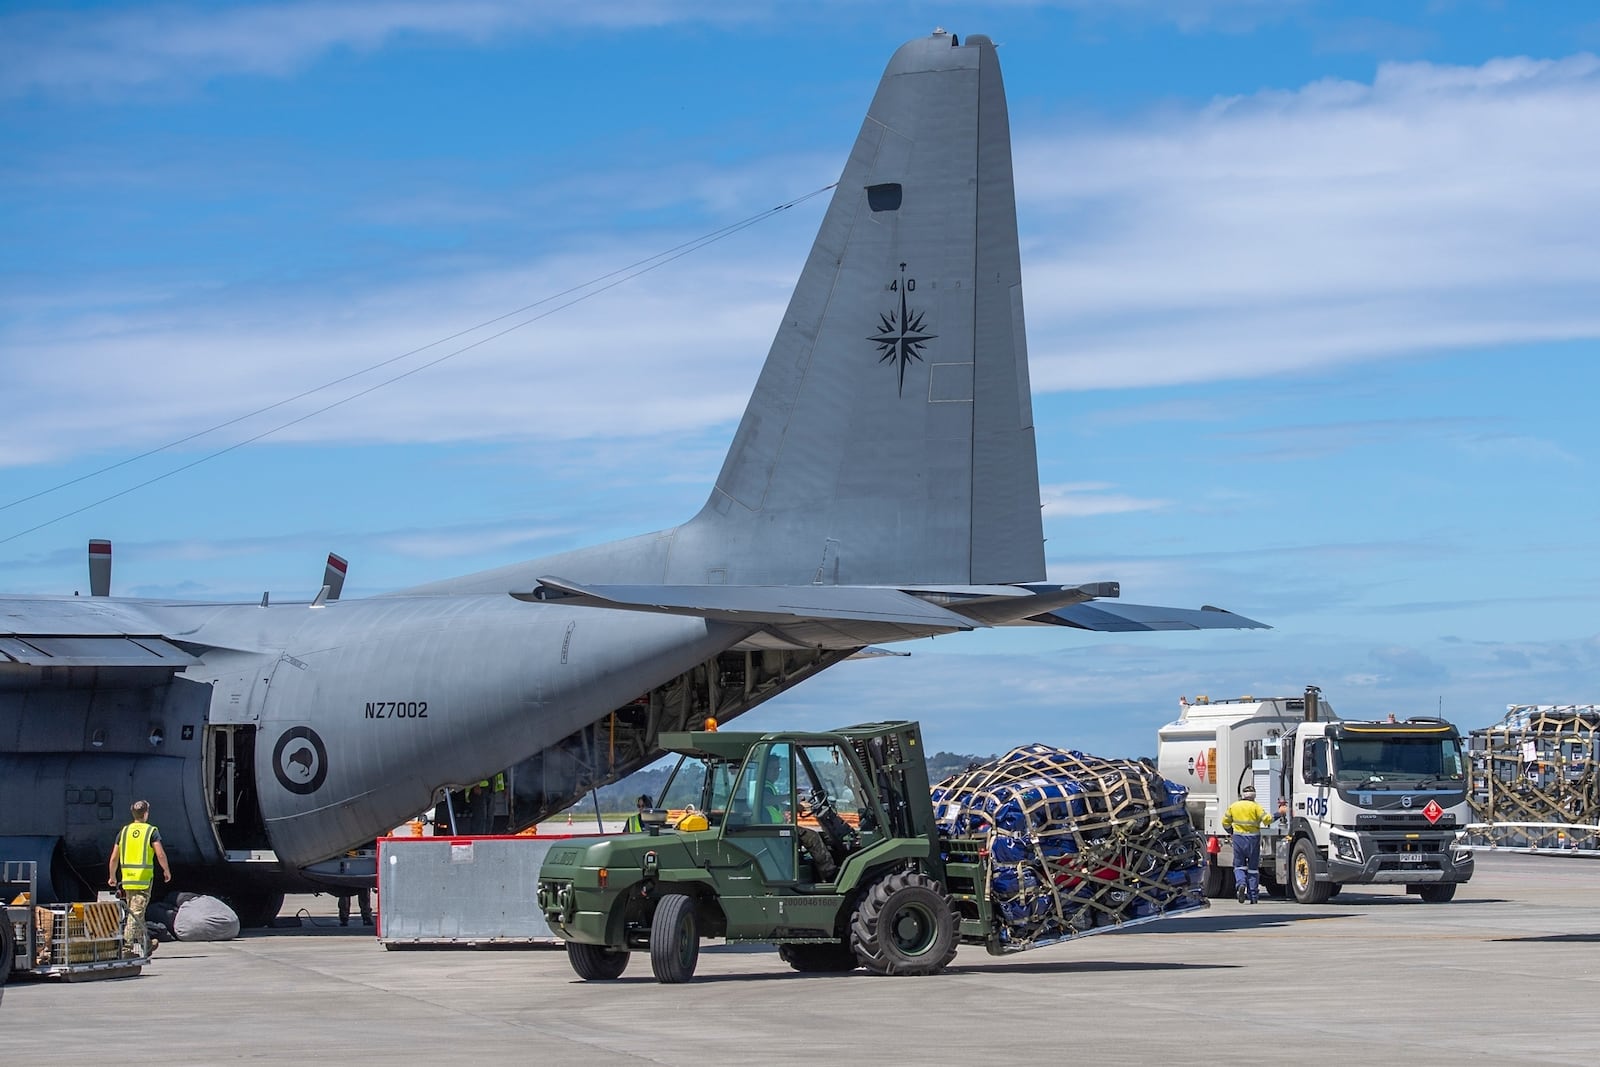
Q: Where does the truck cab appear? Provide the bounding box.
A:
[1278,717,1474,902]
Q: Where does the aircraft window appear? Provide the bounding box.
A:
[867,182,902,212]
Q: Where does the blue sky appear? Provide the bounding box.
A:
[4,1,1598,759]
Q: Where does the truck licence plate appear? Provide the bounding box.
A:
[1399,853,1423,863]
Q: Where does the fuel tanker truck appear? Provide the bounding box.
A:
[536,720,1208,982]
[1157,686,1474,903]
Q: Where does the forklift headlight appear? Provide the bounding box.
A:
[1330,832,1362,863]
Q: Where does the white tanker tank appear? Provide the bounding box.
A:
[1156,686,1334,898]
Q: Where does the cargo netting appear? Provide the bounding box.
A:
[932,744,1206,948]
[1468,707,1600,827]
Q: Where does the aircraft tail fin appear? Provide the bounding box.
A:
[675,31,1043,587]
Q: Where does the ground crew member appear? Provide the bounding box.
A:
[624,794,653,833]
[491,771,509,834]
[470,779,493,835]
[338,888,374,927]
[1222,786,1273,904]
[108,799,172,956]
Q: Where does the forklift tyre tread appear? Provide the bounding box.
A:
[849,870,957,977]
[568,941,631,980]
[778,942,860,973]
[650,893,700,984]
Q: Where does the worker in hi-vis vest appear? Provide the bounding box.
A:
[108,799,172,957]
[625,794,653,833]
[1222,786,1274,905]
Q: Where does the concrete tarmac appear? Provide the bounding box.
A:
[2,852,1597,1065]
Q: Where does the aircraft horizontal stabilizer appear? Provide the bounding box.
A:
[846,647,912,660]
[516,577,982,631]
[1035,602,1270,632]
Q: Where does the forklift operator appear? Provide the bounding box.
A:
[755,750,838,881]
[758,752,788,823]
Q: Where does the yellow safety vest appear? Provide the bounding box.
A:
[117,822,159,891]
[625,813,643,832]
[1223,800,1272,835]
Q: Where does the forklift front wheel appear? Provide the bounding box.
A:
[850,871,957,977]
[567,941,630,980]
[650,893,700,983]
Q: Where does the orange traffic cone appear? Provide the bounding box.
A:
[566,812,573,827]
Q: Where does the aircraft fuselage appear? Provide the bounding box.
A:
[0,592,747,899]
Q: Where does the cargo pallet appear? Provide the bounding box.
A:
[2,861,146,984]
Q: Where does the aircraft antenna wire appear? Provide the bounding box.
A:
[1,183,837,547]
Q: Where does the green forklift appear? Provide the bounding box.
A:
[537,721,1203,982]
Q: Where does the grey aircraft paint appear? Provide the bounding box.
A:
[0,32,1265,915]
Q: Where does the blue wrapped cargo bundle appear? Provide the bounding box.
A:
[932,745,1206,949]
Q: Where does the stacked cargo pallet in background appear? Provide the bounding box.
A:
[1461,705,1600,855]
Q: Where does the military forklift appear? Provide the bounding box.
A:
[537,720,1202,983]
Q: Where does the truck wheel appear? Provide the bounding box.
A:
[1290,839,1333,904]
[567,941,630,980]
[1416,883,1457,904]
[1202,860,1234,899]
[0,915,13,986]
[850,871,958,977]
[778,943,859,973]
[650,893,700,983]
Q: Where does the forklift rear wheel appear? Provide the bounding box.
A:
[778,943,859,973]
[567,941,630,980]
[850,871,957,977]
[650,893,700,983]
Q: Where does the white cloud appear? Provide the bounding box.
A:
[1040,481,1169,517]
[0,229,807,468]
[0,1,751,100]
[1017,53,1600,390]
[7,50,1600,478]
[377,522,578,560]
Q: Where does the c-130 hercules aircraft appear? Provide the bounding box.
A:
[1,30,1265,924]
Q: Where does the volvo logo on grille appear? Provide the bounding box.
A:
[1401,795,1414,808]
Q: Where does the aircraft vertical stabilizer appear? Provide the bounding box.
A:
[676,31,1043,588]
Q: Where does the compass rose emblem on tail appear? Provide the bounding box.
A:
[868,263,937,396]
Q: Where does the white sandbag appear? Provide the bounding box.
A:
[173,895,240,941]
